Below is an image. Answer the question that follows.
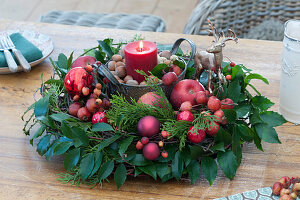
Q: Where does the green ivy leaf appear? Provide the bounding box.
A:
[118,136,134,157]
[215,127,232,146]
[171,151,184,180]
[222,109,237,123]
[128,154,152,166]
[90,151,103,177]
[181,147,192,166]
[173,60,185,69]
[64,148,80,170]
[92,123,114,132]
[201,157,218,185]
[234,104,251,118]
[34,95,50,120]
[217,150,238,180]
[245,73,269,85]
[138,165,157,180]
[114,164,127,189]
[187,160,201,184]
[156,163,169,179]
[50,113,75,123]
[185,66,196,79]
[98,40,114,60]
[79,153,95,181]
[232,128,242,166]
[57,53,68,74]
[97,135,121,151]
[231,65,244,80]
[227,79,241,103]
[190,145,204,159]
[30,124,46,145]
[210,142,225,152]
[61,121,73,139]
[53,141,73,155]
[71,127,89,147]
[255,123,281,143]
[45,137,71,160]
[252,96,274,111]
[98,161,114,181]
[44,79,64,87]
[259,111,287,127]
[151,63,169,79]
[236,124,253,142]
[37,135,51,156]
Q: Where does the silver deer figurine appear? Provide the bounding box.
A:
[194,20,238,93]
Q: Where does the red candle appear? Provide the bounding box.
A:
[124,40,157,83]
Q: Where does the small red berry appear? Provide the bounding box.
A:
[141,137,149,145]
[96,83,102,90]
[280,194,292,200]
[279,176,292,189]
[85,65,93,73]
[162,72,177,86]
[158,141,164,147]
[73,94,80,101]
[230,62,235,67]
[226,67,231,72]
[226,75,232,81]
[161,131,171,138]
[180,101,193,111]
[77,107,91,121]
[136,141,144,150]
[91,112,108,124]
[94,88,101,96]
[161,150,168,158]
[82,87,90,96]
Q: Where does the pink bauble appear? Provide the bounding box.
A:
[137,116,160,137]
[143,143,160,160]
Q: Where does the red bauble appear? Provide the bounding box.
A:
[92,112,108,124]
[177,111,195,122]
[143,143,160,160]
[72,56,96,68]
[170,79,205,109]
[64,67,93,97]
[187,126,206,143]
[137,116,160,137]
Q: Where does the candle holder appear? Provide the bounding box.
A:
[97,38,196,101]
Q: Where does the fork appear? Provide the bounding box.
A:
[0,36,18,72]
[4,35,31,72]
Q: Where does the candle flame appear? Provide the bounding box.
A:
[139,41,143,51]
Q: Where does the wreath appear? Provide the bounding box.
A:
[22,34,286,189]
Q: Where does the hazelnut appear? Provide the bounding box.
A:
[110,71,116,75]
[112,54,122,62]
[139,81,147,86]
[164,60,171,65]
[124,75,133,83]
[159,50,172,59]
[108,61,116,71]
[290,192,297,199]
[126,80,138,85]
[170,55,178,61]
[116,61,125,68]
[119,49,125,58]
[118,79,124,84]
[114,75,121,80]
[115,66,127,78]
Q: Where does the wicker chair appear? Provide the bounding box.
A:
[184,0,300,40]
[40,11,166,32]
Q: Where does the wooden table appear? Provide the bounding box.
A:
[0,20,299,200]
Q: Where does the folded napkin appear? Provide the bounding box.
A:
[0,33,43,68]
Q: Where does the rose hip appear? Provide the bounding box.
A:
[82,87,90,96]
[273,182,284,196]
[96,83,102,90]
[161,150,168,158]
[158,141,164,147]
[169,65,181,76]
[141,137,149,145]
[68,102,82,117]
[226,75,232,81]
[85,65,93,73]
[136,141,144,150]
[180,101,193,111]
[279,176,292,189]
[73,94,80,101]
[77,107,91,121]
[207,96,221,111]
[195,91,208,105]
[162,72,177,86]
[94,88,101,97]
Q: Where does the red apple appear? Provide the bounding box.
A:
[137,116,160,137]
[207,96,221,112]
[214,109,225,123]
[137,92,164,108]
[195,91,208,105]
[180,101,193,111]
[143,143,160,160]
[221,98,234,109]
[162,72,177,86]
[170,79,205,109]
[206,121,220,137]
[187,126,206,143]
[177,111,195,122]
[72,56,96,68]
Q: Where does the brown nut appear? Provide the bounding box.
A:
[112,54,122,62]
[115,66,127,78]
[281,189,291,197]
[114,75,121,80]
[124,75,133,83]
[159,50,172,59]
[126,80,138,85]
[139,81,147,86]
[119,49,125,58]
[164,60,171,65]
[108,61,116,71]
[116,61,125,68]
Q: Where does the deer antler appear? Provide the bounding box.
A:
[207,19,218,42]
[220,29,238,46]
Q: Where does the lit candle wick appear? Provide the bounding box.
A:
[139,41,143,52]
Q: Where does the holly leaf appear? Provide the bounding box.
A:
[53,141,73,155]
[92,123,114,132]
[57,53,68,74]
[37,135,51,156]
[114,164,127,189]
[64,148,80,170]
[217,150,238,180]
[156,163,169,179]
[50,113,75,123]
[30,124,46,145]
[245,73,269,85]
[252,96,274,111]
[138,165,157,180]
[128,154,152,166]
[98,161,114,181]
[227,79,241,103]
[97,135,121,151]
[34,95,50,120]
[236,124,253,142]
[259,111,287,127]
[201,157,218,185]
[98,40,114,60]
[171,151,184,180]
[222,109,237,123]
[210,142,225,152]
[71,127,89,147]
[90,151,103,177]
[255,123,281,143]
[79,153,95,180]
[187,160,201,184]
[151,63,169,79]
[118,136,134,157]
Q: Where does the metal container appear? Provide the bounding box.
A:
[97,38,196,101]
[279,19,300,124]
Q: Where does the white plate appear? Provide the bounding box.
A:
[0,30,54,74]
